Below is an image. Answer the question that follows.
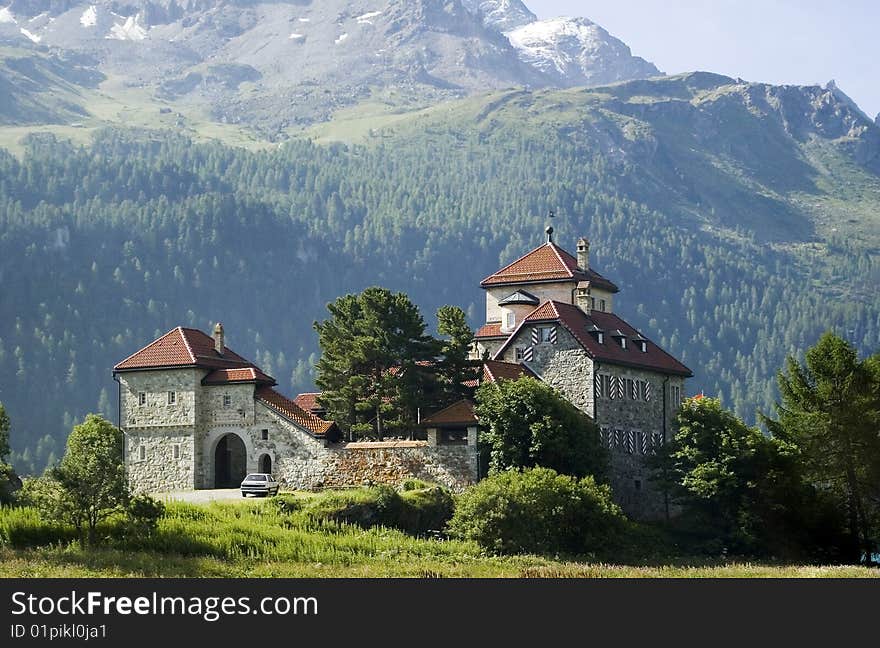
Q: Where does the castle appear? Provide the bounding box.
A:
[114,230,689,518]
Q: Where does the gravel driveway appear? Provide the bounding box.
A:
[152,488,257,504]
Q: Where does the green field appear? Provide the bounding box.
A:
[1,493,876,578]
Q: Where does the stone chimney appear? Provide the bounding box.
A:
[213,322,224,355]
[575,281,591,313]
[577,237,590,271]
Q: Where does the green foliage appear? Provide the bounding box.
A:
[33,414,128,546]
[314,287,437,439]
[125,494,165,538]
[301,484,454,535]
[764,332,880,562]
[448,467,625,556]
[654,397,802,553]
[475,377,608,479]
[435,305,480,402]
[0,402,20,504]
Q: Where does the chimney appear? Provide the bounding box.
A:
[213,322,224,355]
[576,281,591,313]
[577,237,590,271]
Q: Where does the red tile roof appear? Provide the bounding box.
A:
[202,367,275,386]
[480,242,619,293]
[114,327,257,372]
[293,392,324,413]
[475,322,507,339]
[482,360,536,384]
[256,386,337,437]
[421,399,478,426]
[495,300,692,376]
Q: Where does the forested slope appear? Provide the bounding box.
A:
[1,73,878,473]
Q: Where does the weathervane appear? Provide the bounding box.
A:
[546,209,555,243]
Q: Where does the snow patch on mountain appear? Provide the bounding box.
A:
[289,33,304,41]
[0,6,15,24]
[335,33,348,44]
[19,27,40,43]
[107,14,146,41]
[506,16,660,86]
[80,6,97,28]
[461,0,535,31]
[356,11,382,25]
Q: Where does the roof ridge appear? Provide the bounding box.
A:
[548,242,576,277]
[177,326,198,364]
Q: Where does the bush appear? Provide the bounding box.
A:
[447,467,625,556]
[304,485,454,536]
[125,494,165,537]
[0,505,78,548]
[270,494,302,515]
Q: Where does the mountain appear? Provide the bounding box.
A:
[506,17,661,86]
[0,0,662,134]
[0,72,878,474]
[461,0,536,31]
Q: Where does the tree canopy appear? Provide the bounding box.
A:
[475,377,608,480]
[764,332,880,562]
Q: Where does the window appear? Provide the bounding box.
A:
[223,394,232,408]
[515,347,525,361]
[670,385,682,407]
[505,312,515,329]
[634,479,642,491]
[600,299,606,312]
[261,429,269,441]
[167,391,176,405]
[597,331,605,344]
[539,326,556,344]
[590,297,596,310]
[138,392,146,406]
[172,444,180,459]
[138,446,146,461]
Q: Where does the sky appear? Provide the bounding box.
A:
[528,1,879,119]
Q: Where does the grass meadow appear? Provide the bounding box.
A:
[0,490,877,578]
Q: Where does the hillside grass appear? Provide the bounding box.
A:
[1,491,876,578]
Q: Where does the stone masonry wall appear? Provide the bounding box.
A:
[318,442,478,492]
[126,427,195,493]
[595,365,685,520]
[496,324,595,414]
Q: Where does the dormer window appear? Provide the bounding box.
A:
[506,312,515,329]
[600,299,606,312]
[536,326,557,344]
[586,323,605,345]
[633,334,648,353]
[611,330,627,349]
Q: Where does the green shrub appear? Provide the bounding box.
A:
[303,485,454,535]
[125,494,165,537]
[270,494,302,515]
[447,467,625,556]
[401,479,433,491]
[0,506,78,547]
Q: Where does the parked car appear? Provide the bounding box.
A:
[240,473,279,497]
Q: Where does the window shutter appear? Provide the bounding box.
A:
[644,381,652,401]
[522,346,533,362]
[625,430,635,454]
[594,373,603,398]
[531,327,539,346]
[639,431,649,454]
[614,376,624,399]
[548,326,557,344]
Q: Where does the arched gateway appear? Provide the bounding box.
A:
[214,433,247,488]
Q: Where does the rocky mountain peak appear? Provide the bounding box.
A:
[506,16,661,87]
[460,0,536,31]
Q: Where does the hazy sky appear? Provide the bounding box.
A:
[528,1,879,119]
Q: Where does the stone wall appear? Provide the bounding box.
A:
[318,442,478,492]
[594,365,685,520]
[126,427,195,493]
